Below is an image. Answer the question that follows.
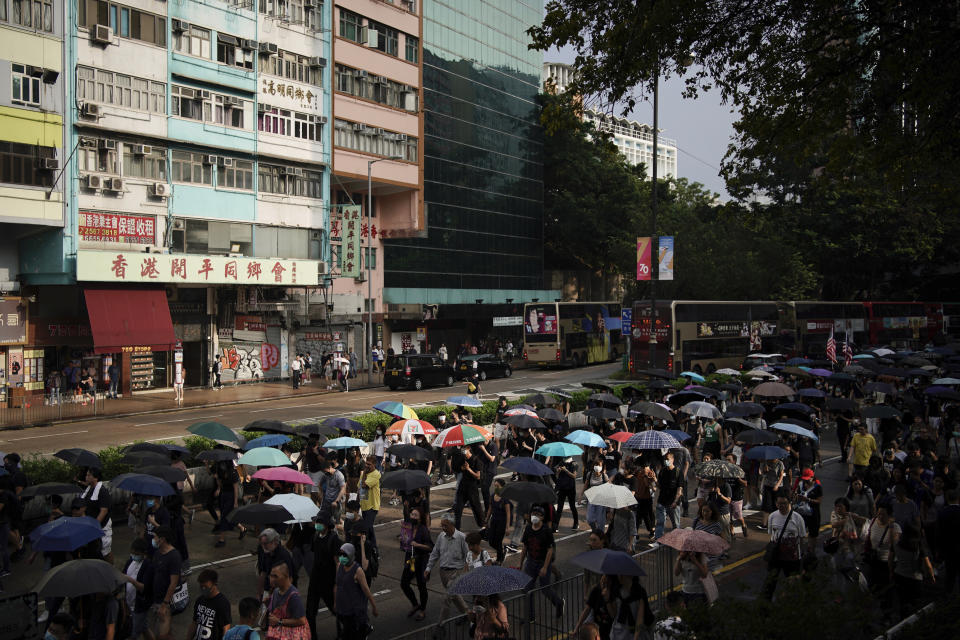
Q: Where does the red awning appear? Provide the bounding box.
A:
[83,288,176,354]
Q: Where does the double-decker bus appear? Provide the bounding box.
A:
[631,300,790,374]
[791,301,870,358]
[863,302,942,349]
[522,301,622,367]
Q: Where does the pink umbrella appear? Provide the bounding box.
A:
[658,528,729,556]
[252,467,314,486]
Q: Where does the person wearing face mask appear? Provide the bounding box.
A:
[333,543,378,640]
[517,506,564,619]
[187,569,232,640]
[142,495,170,556]
[655,452,683,540]
[485,478,511,564]
[306,515,342,639]
[372,429,386,472]
[583,461,608,532]
[122,538,154,640]
[148,526,181,640]
[399,508,433,621]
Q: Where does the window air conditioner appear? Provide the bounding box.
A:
[172,19,188,33]
[92,25,112,45]
[241,39,257,50]
[99,139,117,150]
[308,57,326,68]
[150,183,170,197]
[131,144,151,155]
[219,157,234,167]
[84,174,103,190]
[259,42,279,55]
[353,123,367,132]
[204,155,218,165]
[80,103,101,118]
[36,157,59,170]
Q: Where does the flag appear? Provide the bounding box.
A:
[826,327,837,364]
[843,332,853,367]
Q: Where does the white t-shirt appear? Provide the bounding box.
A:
[768,510,807,548]
[125,558,143,610]
[291,359,302,371]
[373,436,386,457]
[466,549,492,569]
[861,518,900,562]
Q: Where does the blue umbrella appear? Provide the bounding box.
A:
[744,446,789,461]
[797,388,826,398]
[502,457,553,476]
[680,371,706,383]
[446,395,483,408]
[624,430,682,450]
[570,549,646,576]
[564,430,607,448]
[111,473,175,496]
[29,516,104,552]
[535,442,584,458]
[244,434,291,450]
[769,422,819,441]
[447,566,532,596]
[322,417,364,432]
[664,429,692,442]
[323,437,367,450]
[923,385,951,396]
[237,447,291,467]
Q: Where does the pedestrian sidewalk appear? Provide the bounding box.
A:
[0,375,381,429]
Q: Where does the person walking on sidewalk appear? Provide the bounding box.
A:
[291,354,302,389]
[339,359,350,392]
[424,514,470,623]
[212,357,223,391]
[303,352,312,384]
[107,360,121,399]
[173,366,184,407]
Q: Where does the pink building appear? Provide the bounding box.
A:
[329,0,423,340]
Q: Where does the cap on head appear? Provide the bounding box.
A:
[340,542,355,559]
[801,468,815,480]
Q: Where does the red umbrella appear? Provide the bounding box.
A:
[252,467,314,486]
[658,528,729,556]
[608,431,634,443]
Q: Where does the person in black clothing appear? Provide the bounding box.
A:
[518,506,563,619]
[603,442,622,480]
[655,452,683,540]
[150,526,182,640]
[553,457,580,532]
[212,461,240,547]
[79,466,113,561]
[121,538,154,640]
[836,411,853,463]
[485,478,511,564]
[454,447,485,530]
[256,528,296,598]
[307,516,343,640]
[937,489,960,592]
[477,439,499,515]
[300,436,326,506]
[188,569,232,640]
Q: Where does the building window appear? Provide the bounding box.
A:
[77,138,118,175]
[11,63,41,106]
[122,143,166,180]
[216,33,253,69]
[334,64,417,112]
[174,24,211,59]
[405,35,418,63]
[363,247,376,270]
[257,163,321,199]
[334,119,418,162]
[0,141,54,187]
[175,219,253,256]
[267,50,317,85]
[77,65,165,114]
[171,85,211,121]
[216,158,254,190]
[367,20,398,57]
[258,108,321,142]
[11,0,53,32]
[338,8,362,43]
[214,94,249,128]
[79,0,167,44]
[171,150,213,185]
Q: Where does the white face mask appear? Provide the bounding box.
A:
[344,512,356,521]
[530,516,541,526]
[594,465,602,473]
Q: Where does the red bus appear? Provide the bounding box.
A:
[862,302,942,348]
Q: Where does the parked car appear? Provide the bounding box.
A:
[455,354,513,381]
[384,354,456,391]
[740,352,785,371]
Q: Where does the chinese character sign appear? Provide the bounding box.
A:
[341,205,362,278]
[79,211,156,244]
[0,299,27,345]
[636,237,651,281]
[77,251,321,285]
[658,236,674,281]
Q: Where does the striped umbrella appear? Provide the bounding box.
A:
[373,401,419,420]
[433,424,491,448]
[504,407,538,417]
[386,419,438,438]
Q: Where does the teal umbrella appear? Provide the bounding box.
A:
[535,442,583,457]
[238,447,291,467]
[323,437,367,450]
[187,421,243,444]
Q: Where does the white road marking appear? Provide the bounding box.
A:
[133,414,222,427]
[250,402,325,413]
[4,429,89,441]
[189,554,254,570]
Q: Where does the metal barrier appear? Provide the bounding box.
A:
[386,544,677,640]
[0,392,105,428]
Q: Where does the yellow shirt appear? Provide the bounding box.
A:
[360,469,381,512]
[850,432,877,466]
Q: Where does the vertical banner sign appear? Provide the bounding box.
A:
[636,237,652,281]
[341,205,362,278]
[658,236,674,281]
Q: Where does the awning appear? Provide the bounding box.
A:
[84,288,176,354]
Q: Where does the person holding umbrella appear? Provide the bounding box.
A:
[78,467,113,562]
[517,506,564,620]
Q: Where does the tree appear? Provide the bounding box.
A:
[531,0,960,299]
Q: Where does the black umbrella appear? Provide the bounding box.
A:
[665,391,707,406]
[723,417,758,432]
[829,373,857,382]
[20,483,82,499]
[381,469,431,492]
[589,392,622,405]
[501,481,556,504]
[863,382,896,395]
[693,460,745,479]
[545,387,573,399]
[537,408,565,422]
[906,368,934,378]
[581,382,614,391]
[686,386,723,399]
[570,549,645,576]
[140,465,187,483]
[825,397,858,412]
[862,405,902,419]
[525,393,557,407]
[245,419,298,435]
[726,402,765,417]
[583,407,621,421]
[123,443,171,456]
[388,444,434,461]
[227,503,293,525]
[628,402,674,422]
[54,448,102,468]
[196,449,237,462]
[843,365,873,376]
[735,429,780,445]
[121,451,171,467]
[646,380,675,390]
[718,383,743,392]
[505,414,548,430]
[35,559,127,598]
[296,422,338,437]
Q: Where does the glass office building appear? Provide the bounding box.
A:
[383,0,546,295]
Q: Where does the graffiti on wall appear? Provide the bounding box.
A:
[219,342,281,381]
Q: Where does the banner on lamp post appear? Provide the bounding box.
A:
[636,237,651,281]
[341,205,362,278]
[658,236,674,281]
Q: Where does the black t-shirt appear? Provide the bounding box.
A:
[303,447,324,473]
[192,593,232,640]
[521,524,555,565]
[603,450,622,474]
[484,441,500,477]
[257,545,295,578]
[657,466,681,506]
[586,584,614,631]
[554,461,578,490]
[730,479,745,502]
[520,435,537,457]
[216,466,240,493]
[708,482,732,516]
[152,548,182,604]
[461,455,481,487]
[450,448,465,474]
[0,489,14,525]
[80,482,112,526]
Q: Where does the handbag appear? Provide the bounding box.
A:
[823,536,840,555]
[861,519,889,566]
[265,588,310,640]
[170,581,189,615]
[701,573,720,604]
[763,508,793,563]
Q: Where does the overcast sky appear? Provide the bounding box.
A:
[546,45,738,200]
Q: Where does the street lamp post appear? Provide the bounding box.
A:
[649,71,659,368]
[366,156,402,386]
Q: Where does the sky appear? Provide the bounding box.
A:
[546,45,739,200]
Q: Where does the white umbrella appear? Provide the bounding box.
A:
[873,348,895,356]
[584,483,637,509]
[680,401,722,419]
[746,368,778,379]
[716,368,740,376]
[265,493,320,523]
[333,356,350,364]
[933,377,960,385]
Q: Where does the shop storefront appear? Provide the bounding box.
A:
[0,298,28,406]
